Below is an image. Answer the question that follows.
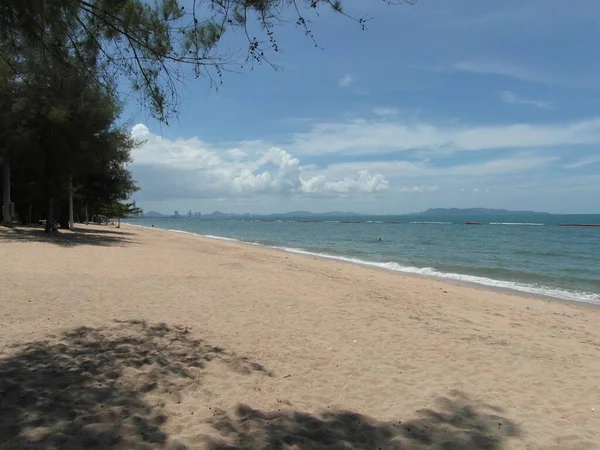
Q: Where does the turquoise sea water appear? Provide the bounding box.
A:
[126,214,600,305]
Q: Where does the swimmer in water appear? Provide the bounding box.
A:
[378,237,382,242]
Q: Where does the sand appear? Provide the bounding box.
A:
[0,224,599,450]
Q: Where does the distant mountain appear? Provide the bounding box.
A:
[202,211,232,218]
[143,211,167,218]
[412,208,551,216]
[202,211,362,218]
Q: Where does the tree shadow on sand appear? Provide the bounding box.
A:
[0,319,521,450]
[208,391,520,450]
[0,226,136,247]
[0,320,270,449]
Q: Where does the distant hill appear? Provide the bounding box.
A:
[272,211,361,218]
[412,208,551,216]
[143,211,167,218]
[202,211,362,218]
[202,211,233,218]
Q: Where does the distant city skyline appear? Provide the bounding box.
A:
[172,210,202,218]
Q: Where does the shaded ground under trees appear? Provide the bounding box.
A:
[0,318,519,449]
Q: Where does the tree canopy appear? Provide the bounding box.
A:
[0,38,139,230]
[101,201,142,227]
[0,0,415,122]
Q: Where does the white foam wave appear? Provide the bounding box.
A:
[125,222,599,305]
[409,221,453,225]
[122,222,145,228]
[324,221,339,223]
[167,229,240,242]
[489,222,545,226]
[278,248,599,305]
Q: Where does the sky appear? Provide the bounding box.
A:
[126,0,600,215]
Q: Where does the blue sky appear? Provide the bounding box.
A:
[127,0,600,214]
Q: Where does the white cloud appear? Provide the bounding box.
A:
[338,74,354,88]
[500,91,556,110]
[289,116,600,156]
[130,125,389,201]
[452,61,552,84]
[129,119,600,214]
[317,154,557,180]
[226,148,248,161]
[300,171,388,195]
[131,123,150,138]
[397,185,440,193]
[563,154,600,169]
[440,155,558,176]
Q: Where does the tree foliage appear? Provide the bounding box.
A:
[102,201,142,218]
[0,0,415,122]
[101,201,142,227]
[0,38,139,230]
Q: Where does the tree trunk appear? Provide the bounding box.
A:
[117,217,120,228]
[2,152,11,225]
[58,216,69,230]
[17,203,27,225]
[45,197,54,233]
[85,204,89,224]
[68,175,74,230]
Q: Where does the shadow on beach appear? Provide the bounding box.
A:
[207,392,520,450]
[0,320,270,449]
[0,226,136,247]
[0,319,520,449]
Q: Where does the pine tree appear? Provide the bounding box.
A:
[101,201,142,228]
[1,45,139,231]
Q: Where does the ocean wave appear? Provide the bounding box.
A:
[279,247,600,304]
[124,223,599,305]
[409,221,453,224]
[489,222,545,226]
[168,229,241,243]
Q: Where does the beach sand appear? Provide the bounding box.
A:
[0,224,599,449]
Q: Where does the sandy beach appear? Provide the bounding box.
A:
[1,224,599,449]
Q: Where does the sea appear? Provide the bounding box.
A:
[125,214,600,305]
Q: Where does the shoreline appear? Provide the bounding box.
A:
[124,222,600,309]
